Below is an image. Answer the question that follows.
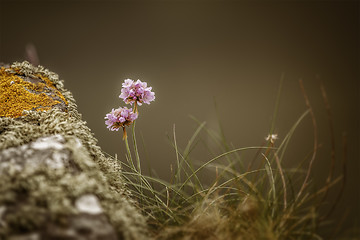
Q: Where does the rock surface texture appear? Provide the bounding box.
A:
[0,62,148,240]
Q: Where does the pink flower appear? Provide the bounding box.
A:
[105,107,138,131]
[119,79,155,106]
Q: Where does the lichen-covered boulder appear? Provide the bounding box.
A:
[0,62,149,239]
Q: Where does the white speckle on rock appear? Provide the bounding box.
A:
[74,138,83,148]
[32,141,63,150]
[8,233,40,240]
[46,152,67,169]
[75,194,103,215]
[32,135,65,150]
[0,206,6,218]
[0,206,6,228]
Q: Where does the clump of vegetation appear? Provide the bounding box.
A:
[105,77,350,239]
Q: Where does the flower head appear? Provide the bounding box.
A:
[105,106,138,131]
[265,134,278,144]
[119,79,155,106]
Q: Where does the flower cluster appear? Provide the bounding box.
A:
[105,107,138,131]
[105,79,155,138]
[119,79,155,106]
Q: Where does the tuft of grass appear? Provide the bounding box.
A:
[105,80,351,240]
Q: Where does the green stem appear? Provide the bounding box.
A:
[124,130,136,171]
[132,119,146,205]
[132,120,141,174]
[122,108,170,212]
[134,101,138,114]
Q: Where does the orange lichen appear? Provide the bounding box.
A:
[0,67,68,118]
[34,73,68,102]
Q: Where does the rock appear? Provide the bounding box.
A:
[0,62,68,118]
[0,62,149,239]
[75,194,103,215]
[43,214,117,240]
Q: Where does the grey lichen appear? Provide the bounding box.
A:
[0,61,149,239]
[0,135,148,239]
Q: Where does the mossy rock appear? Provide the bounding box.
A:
[0,62,149,239]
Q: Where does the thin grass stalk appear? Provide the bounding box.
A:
[124,136,137,171]
[166,135,195,187]
[186,186,245,202]
[168,129,201,191]
[296,79,318,201]
[324,133,347,220]
[139,131,151,168]
[132,121,141,174]
[179,147,270,191]
[125,183,166,204]
[122,174,168,198]
[185,166,263,201]
[207,161,238,180]
[183,122,206,159]
[263,153,276,217]
[270,73,285,134]
[213,97,231,152]
[131,121,145,204]
[276,109,310,161]
[121,167,143,196]
[247,73,283,172]
[291,231,322,240]
[331,207,349,237]
[122,175,176,223]
[190,115,235,170]
[300,176,342,203]
[122,171,190,201]
[185,176,260,205]
[173,124,181,184]
[246,142,265,172]
[213,98,238,171]
[253,141,271,180]
[281,192,311,235]
[202,165,240,202]
[124,137,177,216]
[318,82,336,206]
[229,142,244,170]
[182,121,207,190]
[190,115,224,151]
[272,150,287,210]
[191,193,239,223]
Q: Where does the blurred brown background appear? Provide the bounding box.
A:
[1,0,358,236]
